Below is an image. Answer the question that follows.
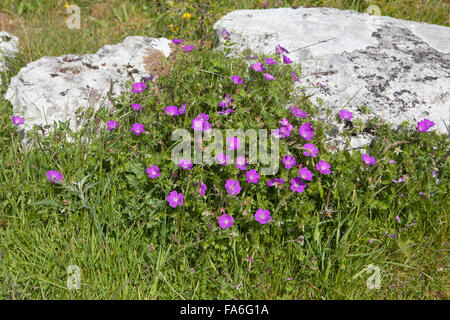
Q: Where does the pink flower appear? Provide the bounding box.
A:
[299,122,314,141]
[131,123,145,135]
[146,165,160,179]
[282,55,292,64]
[416,119,435,133]
[362,154,376,166]
[172,38,184,45]
[298,167,313,181]
[227,137,241,150]
[225,179,241,196]
[132,103,142,111]
[303,143,318,157]
[218,213,234,229]
[167,190,184,208]
[254,209,272,224]
[192,113,212,131]
[235,156,248,171]
[251,62,264,72]
[183,45,194,52]
[231,75,242,84]
[132,82,146,93]
[339,109,353,121]
[263,73,274,81]
[216,153,230,165]
[275,44,289,55]
[290,177,306,193]
[107,120,119,131]
[46,170,64,183]
[291,72,300,82]
[165,105,179,116]
[11,116,24,126]
[316,160,331,175]
[246,169,260,183]
[196,181,207,196]
[282,154,296,169]
[264,58,278,65]
[178,158,193,170]
[267,178,284,187]
[290,107,307,118]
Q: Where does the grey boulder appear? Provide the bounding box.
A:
[5,36,173,135]
[214,7,450,149]
[0,31,19,85]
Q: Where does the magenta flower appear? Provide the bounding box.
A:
[182,45,194,52]
[291,72,300,82]
[227,136,241,150]
[303,143,318,157]
[165,105,179,116]
[392,177,404,183]
[172,38,184,45]
[282,55,292,64]
[219,93,233,109]
[196,181,207,196]
[362,154,376,166]
[298,167,313,181]
[218,213,234,229]
[178,102,187,115]
[192,113,211,131]
[339,109,353,121]
[178,158,193,170]
[389,160,396,164]
[395,215,401,223]
[268,178,284,187]
[235,156,248,171]
[11,116,24,126]
[218,108,234,115]
[146,165,160,179]
[316,160,331,175]
[221,29,231,40]
[132,103,142,111]
[166,190,184,208]
[225,179,241,196]
[290,107,307,118]
[246,169,260,184]
[290,177,306,193]
[275,44,289,55]
[416,118,435,133]
[254,209,272,224]
[46,170,64,183]
[231,75,242,85]
[263,73,274,81]
[216,153,230,165]
[279,126,292,138]
[299,122,314,141]
[251,62,264,72]
[131,123,145,135]
[107,120,119,131]
[264,58,278,65]
[132,82,146,93]
[317,82,326,88]
[282,154,296,169]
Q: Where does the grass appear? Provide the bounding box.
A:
[0,0,449,300]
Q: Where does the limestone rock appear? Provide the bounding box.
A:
[214,7,450,149]
[5,36,173,135]
[0,31,19,84]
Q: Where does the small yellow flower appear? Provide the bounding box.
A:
[183,13,191,19]
[65,2,69,8]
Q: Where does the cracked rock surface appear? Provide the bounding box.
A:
[5,36,173,135]
[0,31,19,85]
[214,7,450,146]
